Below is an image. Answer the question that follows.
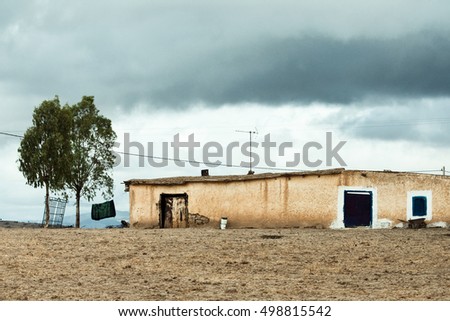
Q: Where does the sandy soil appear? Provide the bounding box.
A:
[1,226,449,301]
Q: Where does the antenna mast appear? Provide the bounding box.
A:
[236,129,258,174]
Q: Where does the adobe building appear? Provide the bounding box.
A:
[124,168,450,229]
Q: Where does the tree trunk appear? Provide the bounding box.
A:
[76,189,81,228]
[44,182,50,228]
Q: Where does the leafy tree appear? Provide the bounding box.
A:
[18,97,72,227]
[66,96,116,228]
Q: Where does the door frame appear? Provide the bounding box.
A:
[159,193,188,228]
[332,186,378,229]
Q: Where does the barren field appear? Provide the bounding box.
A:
[1,226,449,300]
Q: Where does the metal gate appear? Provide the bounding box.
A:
[41,197,68,228]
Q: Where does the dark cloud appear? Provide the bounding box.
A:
[325,100,450,146]
[1,1,450,111]
[148,32,450,106]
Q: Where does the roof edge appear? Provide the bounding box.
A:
[124,168,346,189]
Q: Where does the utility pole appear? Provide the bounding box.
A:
[236,129,257,174]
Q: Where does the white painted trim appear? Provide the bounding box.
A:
[406,190,432,221]
[332,186,378,229]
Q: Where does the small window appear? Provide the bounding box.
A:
[407,191,432,221]
[412,196,427,217]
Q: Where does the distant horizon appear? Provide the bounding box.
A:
[0,209,130,228]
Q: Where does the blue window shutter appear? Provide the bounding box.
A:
[412,196,427,217]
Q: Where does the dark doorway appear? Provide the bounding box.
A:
[344,191,372,227]
[160,193,189,228]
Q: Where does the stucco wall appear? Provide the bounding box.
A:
[128,171,450,228]
[341,171,450,224]
[129,174,341,228]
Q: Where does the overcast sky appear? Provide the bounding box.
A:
[1,1,450,223]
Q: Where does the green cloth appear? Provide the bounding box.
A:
[91,200,116,221]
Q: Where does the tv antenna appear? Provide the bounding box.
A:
[235,128,258,174]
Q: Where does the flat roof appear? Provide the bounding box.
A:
[124,168,345,188]
[124,168,450,190]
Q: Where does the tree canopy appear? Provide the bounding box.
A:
[66,96,116,228]
[18,96,116,228]
[18,96,72,227]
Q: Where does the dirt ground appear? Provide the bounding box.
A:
[1,225,449,301]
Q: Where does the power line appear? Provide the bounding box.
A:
[403,169,442,173]
[3,116,450,137]
[1,131,447,174]
[0,131,23,139]
[344,119,450,129]
[116,151,302,172]
[116,151,447,175]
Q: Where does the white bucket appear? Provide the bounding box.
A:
[220,217,228,229]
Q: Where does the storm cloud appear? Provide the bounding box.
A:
[149,32,450,106]
[331,99,450,146]
[1,1,450,110]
